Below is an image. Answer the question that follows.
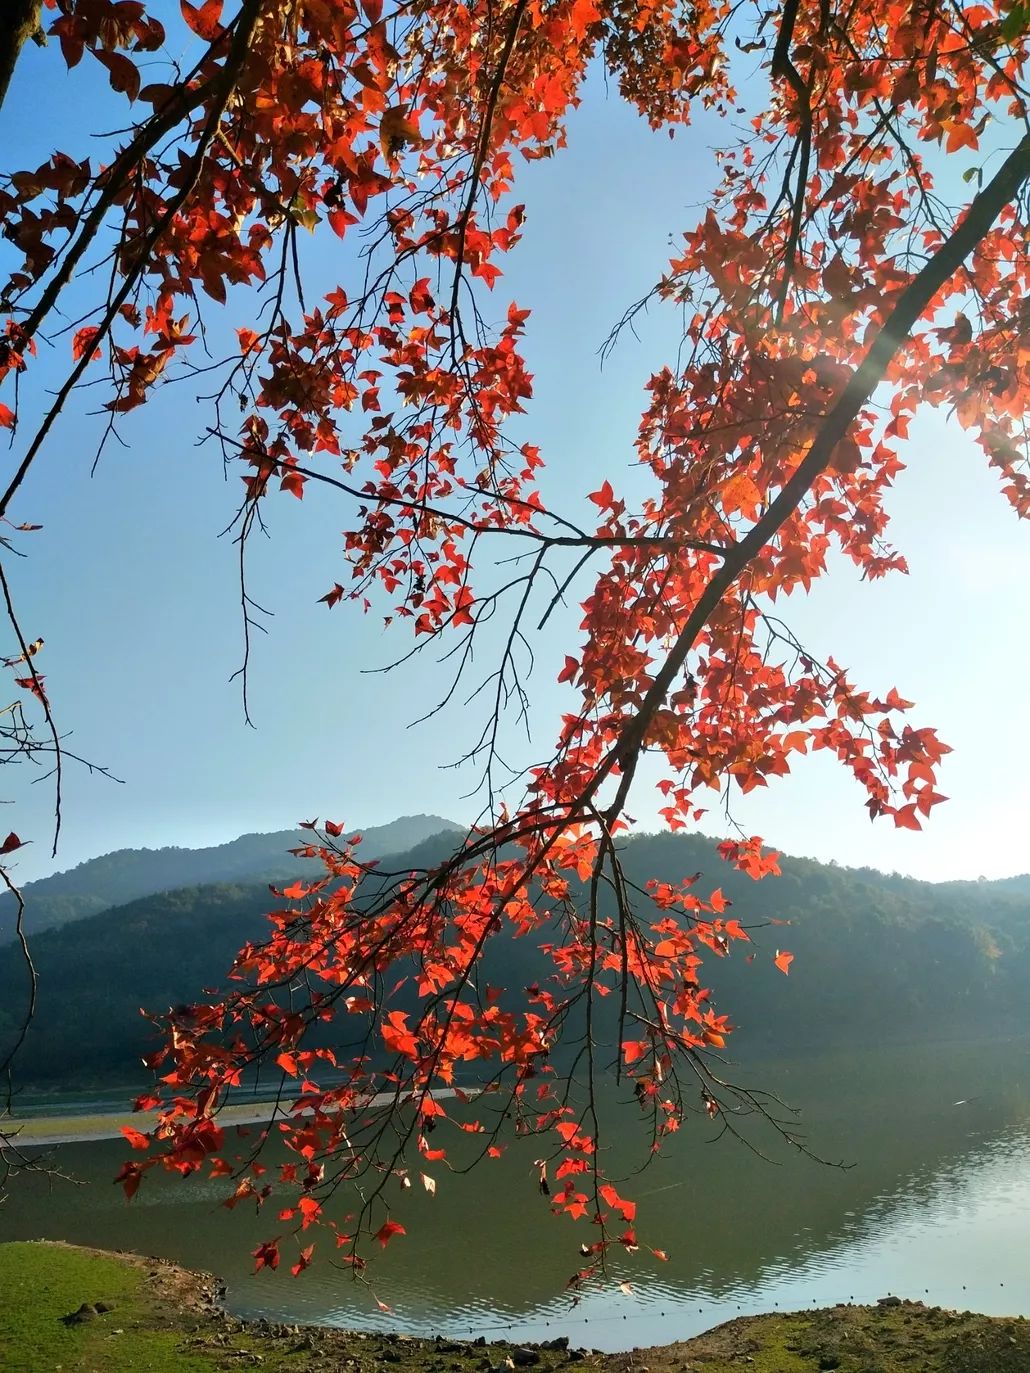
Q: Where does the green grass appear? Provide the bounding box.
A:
[626,1304,1030,1373]
[0,1242,570,1373]
[0,1242,217,1372]
[3,1243,1029,1373]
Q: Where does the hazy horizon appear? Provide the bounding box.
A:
[10,807,1025,891]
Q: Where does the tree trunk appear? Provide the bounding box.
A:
[0,1,42,115]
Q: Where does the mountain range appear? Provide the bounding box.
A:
[0,814,463,943]
[2,818,1029,1088]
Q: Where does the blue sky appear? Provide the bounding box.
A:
[1,39,1028,887]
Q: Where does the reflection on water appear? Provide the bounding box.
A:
[4,1038,1030,1351]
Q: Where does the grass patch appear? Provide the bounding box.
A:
[0,1242,216,1372]
[2,1243,1028,1373]
[0,1242,578,1373]
[609,1303,1030,1373]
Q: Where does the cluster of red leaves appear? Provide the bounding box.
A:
[3,0,1030,1284]
[116,818,773,1280]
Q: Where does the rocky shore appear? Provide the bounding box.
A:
[1,1241,1028,1373]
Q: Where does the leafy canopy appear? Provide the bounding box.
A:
[1,0,1029,1283]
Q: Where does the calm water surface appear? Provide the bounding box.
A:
[5,1039,1030,1351]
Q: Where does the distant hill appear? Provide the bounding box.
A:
[941,872,1030,903]
[0,814,463,943]
[626,833,1030,1045]
[2,827,1029,1088]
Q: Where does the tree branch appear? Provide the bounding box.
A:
[0,1,41,115]
[602,130,1030,815]
[0,0,268,524]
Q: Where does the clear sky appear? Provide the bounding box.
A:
[1,41,1028,888]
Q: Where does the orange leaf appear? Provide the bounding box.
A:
[252,1240,280,1272]
[599,1183,636,1222]
[380,106,423,160]
[237,327,262,355]
[893,804,922,831]
[944,121,979,154]
[375,1219,406,1248]
[72,326,102,362]
[320,584,346,609]
[588,480,614,509]
[722,472,762,518]
[115,1161,144,1201]
[180,0,224,40]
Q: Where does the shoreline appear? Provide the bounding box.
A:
[1,1241,1029,1373]
[4,1085,470,1148]
[6,1101,295,1147]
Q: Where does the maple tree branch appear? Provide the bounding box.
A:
[0,557,62,854]
[0,0,41,115]
[274,455,729,557]
[227,498,271,728]
[447,0,530,358]
[0,864,35,1090]
[601,129,1030,818]
[771,0,814,321]
[52,0,1029,1272]
[0,0,267,524]
[11,50,217,354]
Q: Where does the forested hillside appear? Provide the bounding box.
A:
[629,835,1028,1048]
[0,815,461,943]
[2,827,1027,1089]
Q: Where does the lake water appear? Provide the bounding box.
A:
[5,1038,1030,1351]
